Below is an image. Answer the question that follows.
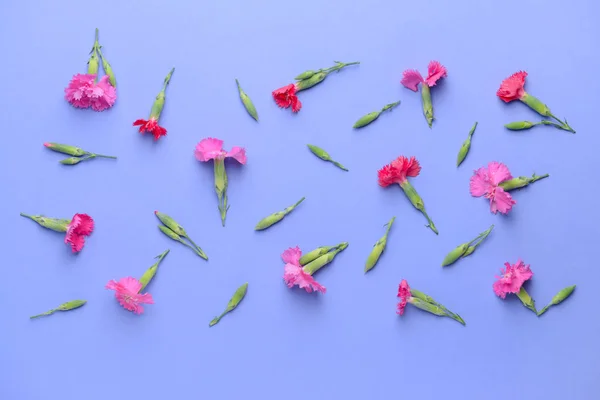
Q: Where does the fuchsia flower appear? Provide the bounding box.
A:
[194,138,247,164]
[195,138,246,226]
[281,246,326,294]
[272,83,302,113]
[396,279,411,315]
[470,162,516,214]
[105,277,154,315]
[64,74,95,108]
[401,61,447,127]
[87,75,117,111]
[496,71,527,103]
[65,213,95,253]
[493,259,533,299]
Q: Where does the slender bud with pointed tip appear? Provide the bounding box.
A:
[365,217,395,273]
[139,250,170,292]
[20,213,70,232]
[456,122,477,167]
[30,299,87,319]
[235,79,258,121]
[44,142,87,156]
[209,283,248,327]
[538,285,576,316]
[303,242,348,275]
[299,246,335,266]
[307,144,348,171]
[255,197,305,231]
[504,121,537,130]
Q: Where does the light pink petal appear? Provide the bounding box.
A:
[469,168,491,197]
[487,162,513,185]
[119,277,143,294]
[425,61,447,87]
[134,292,154,305]
[195,138,226,162]
[226,146,247,165]
[401,69,424,91]
[281,246,302,266]
[105,280,119,290]
[491,188,516,215]
[283,263,326,293]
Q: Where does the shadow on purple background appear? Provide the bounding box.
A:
[1,0,599,399]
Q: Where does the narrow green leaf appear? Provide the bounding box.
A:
[209,283,248,327]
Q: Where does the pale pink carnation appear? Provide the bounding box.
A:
[281,246,326,294]
[493,259,533,299]
[470,161,516,214]
[194,138,247,164]
[64,74,95,108]
[396,279,412,315]
[105,277,154,314]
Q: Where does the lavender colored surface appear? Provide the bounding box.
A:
[1,0,599,399]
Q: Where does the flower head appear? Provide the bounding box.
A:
[493,259,533,298]
[272,83,302,112]
[397,279,412,315]
[87,75,117,111]
[470,162,516,214]
[133,118,167,141]
[106,277,154,314]
[497,71,527,103]
[64,213,94,253]
[281,246,326,294]
[194,138,247,164]
[378,156,421,187]
[401,61,447,91]
[64,74,95,108]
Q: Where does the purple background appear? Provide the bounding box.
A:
[1,0,599,399]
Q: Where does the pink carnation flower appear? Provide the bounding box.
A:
[105,277,154,314]
[194,138,247,164]
[64,213,94,253]
[282,246,326,294]
[401,60,447,91]
[64,74,116,111]
[493,259,533,299]
[396,279,412,315]
[470,161,516,214]
[64,74,95,108]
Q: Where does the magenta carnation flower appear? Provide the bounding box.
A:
[106,277,154,314]
[493,259,533,298]
[470,161,516,214]
[281,246,326,294]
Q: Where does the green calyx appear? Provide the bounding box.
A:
[155,211,207,260]
[295,61,359,91]
[516,287,537,314]
[442,224,494,266]
[456,122,477,167]
[498,173,549,191]
[235,79,258,121]
[45,142,116,165]
[299,246,335,266]
[538,285,576,316]
[364,216,395,273]
[150,68,175,119]
[307,144,348,171]
[254,197,305,231]
[399,181,437,234]
[303,242,348,275]
[20,213,70,232]
[210,283,248,327]
[420,84,433,128]
[213,159,229,227]
[139,249,170,292]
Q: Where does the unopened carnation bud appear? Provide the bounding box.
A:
[60,157,84,165]
[44,142,87,156]
[295,72,327,91]
[295,70,318,80]
[155,211,186,236]
[20,213,70,232]
[299,246,334,266]
[504,121,537,130]
[441,243,469,267]
[538,285,576,316]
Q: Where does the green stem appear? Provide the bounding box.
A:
[90,153,117,159]
[155,249,170,263]
[235,78,241,91]
[209,311,227,327]
[183,235,208,260]
[420,209,438,235]
[20,212,34,220]
[333,161,348,171]
[179,240,207,260]
[537,305,550,316]
[468,121,478,138]
[285,197,306,215]
[381,100,401,112]
[545,114,576,133]
[325,61,360,74]
[30,309,56,319]
[469,224,494,248]
[529,173,549,184]
[384,216,395,236]
[162,67,175,92]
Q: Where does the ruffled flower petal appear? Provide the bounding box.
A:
[64,213,94,253]
[469,167,492,197]
[392,156,421,178]
[493,260,533,298]
[401,69,424,91]
[283,263,326,294]
[281,246,302,266]
[496,71,527,103]
[106,277,154,315]
[490,187,516,215]
[377,164,400,187]
[487,161,513,186]
[397,279,411,316]
[425,61,447,87]
[88,76,117,112]
[227,146,247,165]
[64,74,95,108]
[195,138,226,162]
[133,118,167,140]
[273,83,302,112]
[378,156,421,187]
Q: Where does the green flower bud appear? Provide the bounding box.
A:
[303,242,348,275]
[462,246,475,257]
[235,79,258,121]
[255,197,305,231]
[30,299,87,319]
[307,144,348,171]
[295,70,318,80]
[538,285,576,316]
[421,84,433,128]
[44,142,87,156]
[150,68,174,119]
[158,225,181,241]
[20,213,70,232]
[59,157,85,165]
[456,122,477,167]
[353,111,381,129]
[210,283,248,327]
[102,57,117,87]
[299,246,334,266]
[365,217,395,273]
[295,72,327,91]
[441,243,469,267]
[499,173,549,191]
[154,211,186,236]
[399,181,438,234]
[504,121,537,130]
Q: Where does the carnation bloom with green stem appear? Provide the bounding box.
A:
[195,138,247,226]
[401,61,447,127]
[397,279,465,325]
[378,156,438,234]
[20,212,94,253]
[105,277,154,315]
[493,259,536,314]
[272,61,359,113]
[64,28,116,111]
[497,71,575,133]
[133,68,174,141]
